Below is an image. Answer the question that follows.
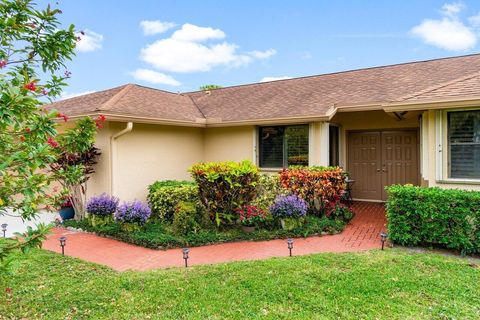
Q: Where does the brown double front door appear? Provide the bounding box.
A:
[347,130,419,201]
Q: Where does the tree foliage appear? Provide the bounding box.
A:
[0,0,94,261]
[199,84,223,91]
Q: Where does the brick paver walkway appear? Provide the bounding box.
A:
[43,202,386,271]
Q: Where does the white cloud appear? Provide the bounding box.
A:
[411,3,477,51]
[171,23,225,42]
[139,23,276,73]
[60,90,96,100]
[140,20,176,36]
[259,76,292,83]
[76,29,104,52]
[249,49,277,59]
[130,68,181,86]
[441,2,464,17]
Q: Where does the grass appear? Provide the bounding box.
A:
[63,216,345,249]
[1,248,479,319]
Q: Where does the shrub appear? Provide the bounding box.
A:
[115,200,152,227]
[147,180,198,221]
[236,205,268,226]
[172,201,201,236]
[189,160,259,226]
[279,166,346,216]
[86,193,119,217]
[86,193,118,227]
[329,203,354,222]
[386,185,480,255]
[270,195,308,219]
[250,174,285,211]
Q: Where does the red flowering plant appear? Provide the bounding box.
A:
[279,166,347,217]
[236,205,268,227]
[0,0,79,264]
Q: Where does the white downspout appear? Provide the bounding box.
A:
[110,122,133,196]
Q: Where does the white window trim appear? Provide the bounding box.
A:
[436,107,480,183]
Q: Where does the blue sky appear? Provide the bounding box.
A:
[41,0,480,98]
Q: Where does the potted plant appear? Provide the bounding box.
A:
[270,195,308,230]
[59,197,75,220]
[115,200,152,232]
[236,205,268,233]
[86,193,119,226]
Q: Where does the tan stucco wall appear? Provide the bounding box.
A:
[56,121,112,200]
[74,108,480,204]
[330,110,421,168]
[113,123,204,201]
[204,126,255,162]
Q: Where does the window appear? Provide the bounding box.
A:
[447,110,480,179]
[259,125,309,168]
[329,125,340,166]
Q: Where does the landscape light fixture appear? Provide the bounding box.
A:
[59,236,67,256]
[1,224,7,239]
[287,238,294,257]
[380,232,388,250]
[182,248,190,268]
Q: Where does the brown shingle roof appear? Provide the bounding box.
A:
[48,54,480,124]
[47,84,204,122]
[187,54,480,121]
[402,71,480,101]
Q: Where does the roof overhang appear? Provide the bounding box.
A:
[56,96,480,127]
[58,106,337,127]
[382,96,480,112]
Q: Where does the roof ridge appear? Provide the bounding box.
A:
[184,53,480,95]
[398,70,480,101]
[186,94,207,119]
[100,84,135,111]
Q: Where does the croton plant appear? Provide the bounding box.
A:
[279,166,347,216]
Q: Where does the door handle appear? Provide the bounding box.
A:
[382,169,387,172]
[376,169,381,172]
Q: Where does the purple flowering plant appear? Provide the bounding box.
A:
[86,193,119,217]
[115,200,152,225]
[270,195,308,219]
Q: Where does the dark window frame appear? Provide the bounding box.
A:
[258,124,309,168]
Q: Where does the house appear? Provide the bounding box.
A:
[50,54,480,202]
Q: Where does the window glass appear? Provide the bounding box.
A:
[259,125,308,168]
[329,125,340,166]
[448,110,480,179]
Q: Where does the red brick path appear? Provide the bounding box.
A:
[43,202,387,271]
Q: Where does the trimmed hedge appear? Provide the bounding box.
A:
[147,180,198,221]
[386,185,480,255]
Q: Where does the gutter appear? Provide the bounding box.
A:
[110,122,133,195]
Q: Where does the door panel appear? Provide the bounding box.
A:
[347,130,419,201]
[347,132,382,200]
[381,131,419,200]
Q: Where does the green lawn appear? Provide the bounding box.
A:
[1,249,479,319]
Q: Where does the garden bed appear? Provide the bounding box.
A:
[64,216,346,249]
